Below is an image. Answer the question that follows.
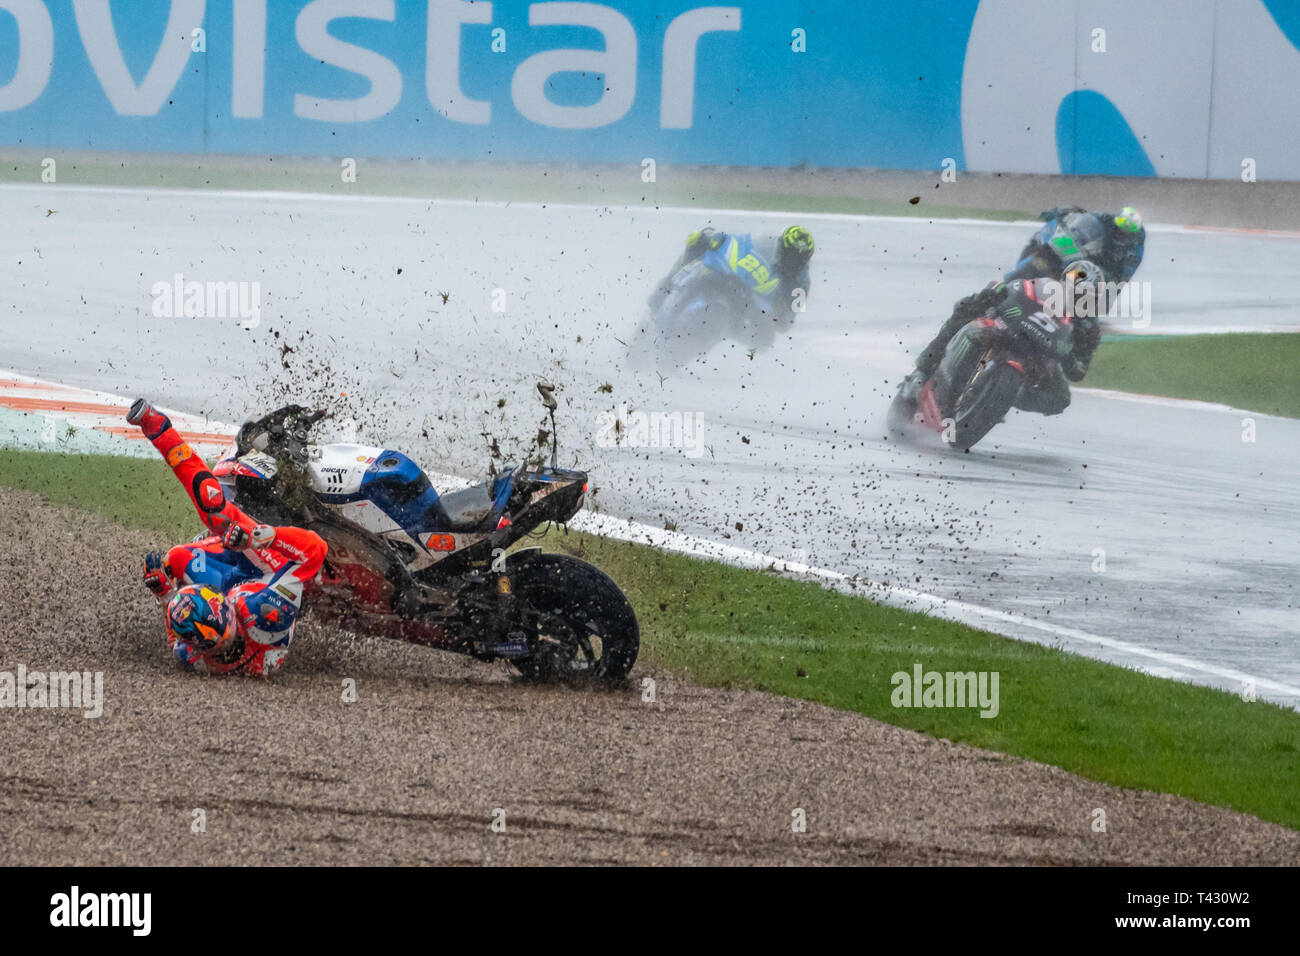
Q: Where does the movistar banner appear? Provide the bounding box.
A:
[0,0,1297,178]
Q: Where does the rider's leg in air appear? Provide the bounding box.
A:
[126,399,250,536]
[902,305,984,402]
[915,309,974,379]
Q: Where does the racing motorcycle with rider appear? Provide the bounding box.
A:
[638,224,815,363]
[1006,205,1145,285]
[890,260,1105,449]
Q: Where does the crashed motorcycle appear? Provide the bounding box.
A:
[887,299,1075,452]
[212,385,638,681]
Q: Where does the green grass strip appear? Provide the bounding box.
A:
[1088,332,1300,418]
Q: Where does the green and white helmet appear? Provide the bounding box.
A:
[1114,206,1144,237]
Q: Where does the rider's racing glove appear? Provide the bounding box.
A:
[142,552,173,599]
[222,523,275,551]
[1063,315,1102,382]
[952,282,1007,321]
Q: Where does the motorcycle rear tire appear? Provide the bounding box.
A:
[510,553,640,682]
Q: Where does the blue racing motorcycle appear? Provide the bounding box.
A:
[635,234,793,366]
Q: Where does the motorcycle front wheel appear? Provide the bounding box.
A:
[944,348,1025,451]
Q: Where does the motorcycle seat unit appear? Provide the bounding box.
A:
[436,481,498,531]
[361,454,503,533]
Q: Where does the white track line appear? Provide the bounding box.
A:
[1102,325,1300,335]
[569,510,1300,703]
[4,180,1030,227]
[1073,386,1292,417]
